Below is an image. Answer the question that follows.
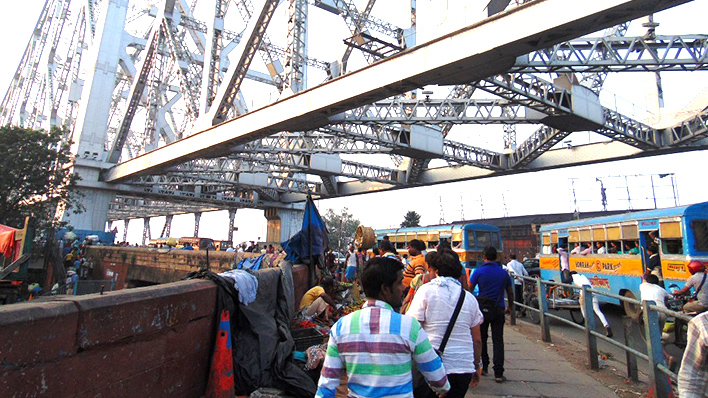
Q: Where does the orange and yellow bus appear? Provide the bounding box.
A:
[539,202,708,316]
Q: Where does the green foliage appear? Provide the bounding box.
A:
[322,207,360,252]
[401,210,421,228]
[0,125,83,231]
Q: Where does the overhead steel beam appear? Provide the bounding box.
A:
[107,13,165,164]
[208,0,280,124]
[329,98,542,125]
[475,73,659,148]
[104,0,694,182]
[513,34,708,74]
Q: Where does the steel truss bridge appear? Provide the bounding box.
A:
[1,0,707,242]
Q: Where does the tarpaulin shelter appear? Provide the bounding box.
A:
[0,224,20,260]
[281,196,329,286]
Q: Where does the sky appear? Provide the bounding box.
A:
[2,0,707,245]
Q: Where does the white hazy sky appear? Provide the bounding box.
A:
[2,0,707,245]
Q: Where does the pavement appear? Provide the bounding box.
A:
[465,323,620,397]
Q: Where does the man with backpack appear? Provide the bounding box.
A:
[469,246,514,383]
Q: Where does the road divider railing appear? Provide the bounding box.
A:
[514,275,700,398]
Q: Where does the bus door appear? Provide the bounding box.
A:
[638,219,660,274]
[557,229,569,272]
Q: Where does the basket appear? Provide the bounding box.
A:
[354,225,376,249]
[291,327,324,351]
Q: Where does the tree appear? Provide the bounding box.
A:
[322,207,360,253]
[401,210,421,228]
[0,126,83,232]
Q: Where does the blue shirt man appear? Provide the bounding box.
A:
[468,246,513,383]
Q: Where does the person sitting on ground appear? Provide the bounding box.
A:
[570,271,612,337]
[672,260,708,314]
[300,276,338,322]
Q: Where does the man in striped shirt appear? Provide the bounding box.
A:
[316,257,450,398]
[678,311,708,397]
[402,239,428,291]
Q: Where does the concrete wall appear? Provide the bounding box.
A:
[0,280,217,398]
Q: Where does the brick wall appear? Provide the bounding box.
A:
[86,247,284,289]
[0,263,314,398]
[0,280,217,398]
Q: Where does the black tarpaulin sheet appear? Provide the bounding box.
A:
[184,262,314,397]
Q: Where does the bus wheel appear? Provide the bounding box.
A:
[622,291,642,321]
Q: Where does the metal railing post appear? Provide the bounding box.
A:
[643,300,671,398]
[622,316,639,381]
[537,278,551,342]
[510,282,517,326]
[583,285,599,370]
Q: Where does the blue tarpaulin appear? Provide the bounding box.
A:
[281,196,329,264]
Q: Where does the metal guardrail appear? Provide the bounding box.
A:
[515,275,702,398]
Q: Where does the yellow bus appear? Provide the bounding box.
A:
[539,202,708,316]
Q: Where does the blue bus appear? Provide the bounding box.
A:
[374,223,503,269]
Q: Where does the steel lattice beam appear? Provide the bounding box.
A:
[512,34,708,74]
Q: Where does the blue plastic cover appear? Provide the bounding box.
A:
[281,196,329,263]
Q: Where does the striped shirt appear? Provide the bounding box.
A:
[402,254,427,288]
[316,299,450,398]
[678,312,708,398]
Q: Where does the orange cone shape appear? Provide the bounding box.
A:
[205,310,235,398]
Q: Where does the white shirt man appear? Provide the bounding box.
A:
[558,248,570,271]
[506,257,528,286]
[639,279,671,310]
[571,272,612,337]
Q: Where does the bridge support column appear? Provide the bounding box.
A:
[161,215,173,238]
[59,164,116,231]
[194,212,202,237]
[123,220,129,242]
[227,210,237,244]
[142,217,151,246]
[265,207,304,244]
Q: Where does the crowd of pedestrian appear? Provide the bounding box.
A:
[311,240,523,398]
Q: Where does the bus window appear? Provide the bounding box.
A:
[662,239,683,254]
[491,232,501,250]
[476,231,491,249]
[691,220,708,251]
[607,241,620,254]
[428,241,438,249]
